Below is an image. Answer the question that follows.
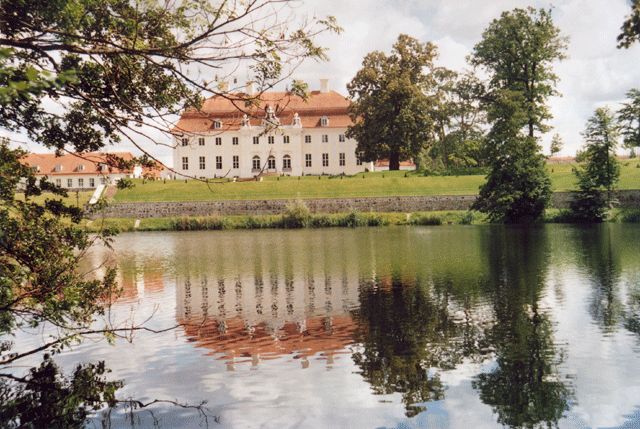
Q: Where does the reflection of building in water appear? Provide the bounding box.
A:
[176,266,363,368]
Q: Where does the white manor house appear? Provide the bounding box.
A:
[172,80,374,178]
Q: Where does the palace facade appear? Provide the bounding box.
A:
[172,80,374,178]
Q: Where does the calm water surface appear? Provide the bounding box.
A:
[25,225,640,427]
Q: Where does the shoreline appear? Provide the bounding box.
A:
[84,208,640,233]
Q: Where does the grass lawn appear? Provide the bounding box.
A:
[17,190,94,207]
[113,160,640,203]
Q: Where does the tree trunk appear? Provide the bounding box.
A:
[389,151,400,171]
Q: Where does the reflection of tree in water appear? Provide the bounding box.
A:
[351,274,481,417]
[574,226,624,332]
[473,227,572,428]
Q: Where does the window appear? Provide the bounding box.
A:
[357,151,364,166]
[100,178,107,185]
[216,156,222,170]
[182,156,189,170]
[199,156,206,170]
[77,164,85,172]
[304,135,311,144]
[267,156,276,169]
[78,178,84,188]
[253,136,259,145]
[322,134,328,143]
[232,137,239,145]
[215,137,222,146]
[198,137,205,146]
[252,156,261,171]
[305,154,312,167]
[181,137,188,146]
[320,116,329,127]
[339,153,346,166]
[232,155,239,169]
[54,164,63,172]
[283,135,290,144]
[55,178,61,187]
[89,178,95,188]
[268,135,275,145]
[339,134,345,142]
[67,178,73,188]
[283,155,291,170]
[322,153,329,167]
[213,120,221,129]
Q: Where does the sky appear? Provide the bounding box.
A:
[7,0,640,166]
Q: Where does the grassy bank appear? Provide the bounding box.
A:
[84,210,483,232]
[113,161,640,203]
[83,208,640,233]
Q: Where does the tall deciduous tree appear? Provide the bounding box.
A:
[618,88,640,150]
[618,0,640,48]
[570,107,620,222]
[346,34,437,170]
[427,70,487,171]
[470,8,567,223]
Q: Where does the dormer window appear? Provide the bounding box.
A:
[213,120,222,129]
[31,165,40,173]
[320,116,329,127]
[54,164,63,172]
[77,164,85,172]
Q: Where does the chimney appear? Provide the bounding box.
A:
[246,81,255,96]
[320,78,329,93]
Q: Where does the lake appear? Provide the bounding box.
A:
[25,225,640,428]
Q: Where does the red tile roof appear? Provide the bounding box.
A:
[22,152,135,176]
[173,90,353,134]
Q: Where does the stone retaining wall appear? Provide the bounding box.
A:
[92,190,640,219]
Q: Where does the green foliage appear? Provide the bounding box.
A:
[347,35,437,170]
[282,200,311,228]
[115,177,134,190]
[0,144,121,424]
[618,88,640,149]
[427,71,487,171]
[550,133,564,157]
[0,355,121,428]
[410,214,443,225]
[570,107,621,222]
[470,8,566,223]
[618,0,640,48]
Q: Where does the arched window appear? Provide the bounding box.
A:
[282,155,291,170]
[252,155,261,171]
[267,155,276,169]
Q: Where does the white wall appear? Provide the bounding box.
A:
[173,125,373,179]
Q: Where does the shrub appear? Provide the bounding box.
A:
[282,200,311,228]
[410,215,442,225]
[459,211,475,225]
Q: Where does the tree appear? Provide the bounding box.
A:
[426,70,487,172]
[0,0,340,174]
[570,107,620,222]
[346,34,437,170]
[618,0,640,48]
[1,0,337,424]
[549,133,563,158]
[618,88,640,151]
[470,8,567,223]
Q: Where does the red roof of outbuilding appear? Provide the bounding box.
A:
[22,152,135,176]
